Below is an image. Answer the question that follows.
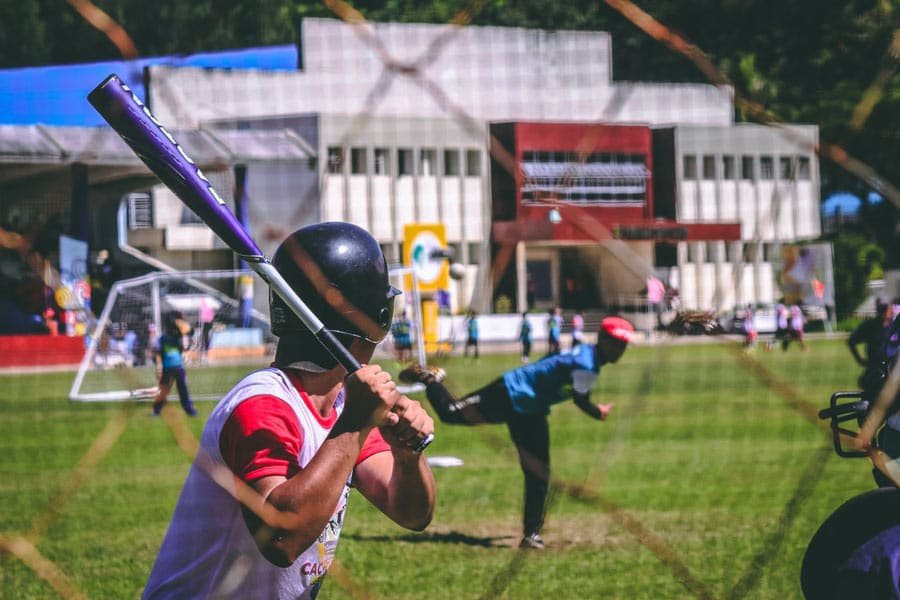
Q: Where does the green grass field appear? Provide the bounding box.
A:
[0,338,877,598]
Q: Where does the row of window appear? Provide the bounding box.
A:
[683,154,812,181]
[522,181,647,205]
[520,152,650,205]
[521,151,647,165]
[328,147,483,177]
[663,241,789,265]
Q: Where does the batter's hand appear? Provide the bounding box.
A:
[381,395,435,454]
[342,364,401,431]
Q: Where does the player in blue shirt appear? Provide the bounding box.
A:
[151,311,197,417]
[401,316,634,549]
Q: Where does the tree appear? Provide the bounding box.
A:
[830,233,885,320]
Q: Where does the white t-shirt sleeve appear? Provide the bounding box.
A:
[571,369,597,395]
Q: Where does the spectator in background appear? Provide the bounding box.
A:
[464,310,480,358]
[767,302,789,352]
[519,312,532,363]
[783,304,807,352]
[571,310,585,347]
[547,307,562,355]
[646,276,666,333]
[198,296,216,363]
[43,307,58,336]
[742,304,758,352]
[152,311,197,417]
[391,309,413,363]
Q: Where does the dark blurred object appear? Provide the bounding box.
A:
[89,249,119,313]
[666,310,724,336]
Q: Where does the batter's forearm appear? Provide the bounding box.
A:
[384,451,435,531]
[260,429,370,564]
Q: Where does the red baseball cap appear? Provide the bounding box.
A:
[600,317,634,343]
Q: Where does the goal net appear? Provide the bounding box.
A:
[69,266,426,402]
[69,269,275,402]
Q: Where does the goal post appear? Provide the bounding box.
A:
[69,269,275,402]
[69,266,427,402]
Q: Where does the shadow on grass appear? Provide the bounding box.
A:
[344,529,513,548]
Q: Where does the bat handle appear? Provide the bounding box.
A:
[414,433,435,454]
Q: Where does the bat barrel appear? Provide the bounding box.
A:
[87,74,263,260]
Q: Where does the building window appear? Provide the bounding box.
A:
[798,156,811,180]
[465,149,482,176]
[778,156,792,180]
[683,155,697,179]
[763,242,780,262]
[688,243,702,264]
[443,149,460,176]
[726,242,741,263]
[398,148,414,176]
[742,242,759,262]
[760,156,774,180]
[467,242,481,264]
[327,147,344,174]
[420,148,437,176]
[350,147,367,175]
[702,155,716,180]
[374,148,390,175]
[741,156,754,180]
[722,156,735,179]
[521,151,649,205]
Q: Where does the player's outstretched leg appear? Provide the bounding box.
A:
[399,366,512,425]
[508,412,551,549]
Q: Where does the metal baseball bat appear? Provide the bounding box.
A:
[88,74,433,452]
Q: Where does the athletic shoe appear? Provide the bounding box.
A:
[519,533,545,550]
[398,364,446,385]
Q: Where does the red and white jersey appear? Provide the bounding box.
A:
[143,367,385,599]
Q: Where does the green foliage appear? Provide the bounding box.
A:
[0,340,876,597]
[2,0,896,201]
[830,232,885,319]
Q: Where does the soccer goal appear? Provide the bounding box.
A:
[69,266,427,402]
[69,269,276,402]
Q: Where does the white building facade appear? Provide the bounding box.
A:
[133,19,821,314]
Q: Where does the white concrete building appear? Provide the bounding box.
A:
[129,19,822,314]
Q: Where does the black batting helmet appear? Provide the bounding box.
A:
[270,222,400,369]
